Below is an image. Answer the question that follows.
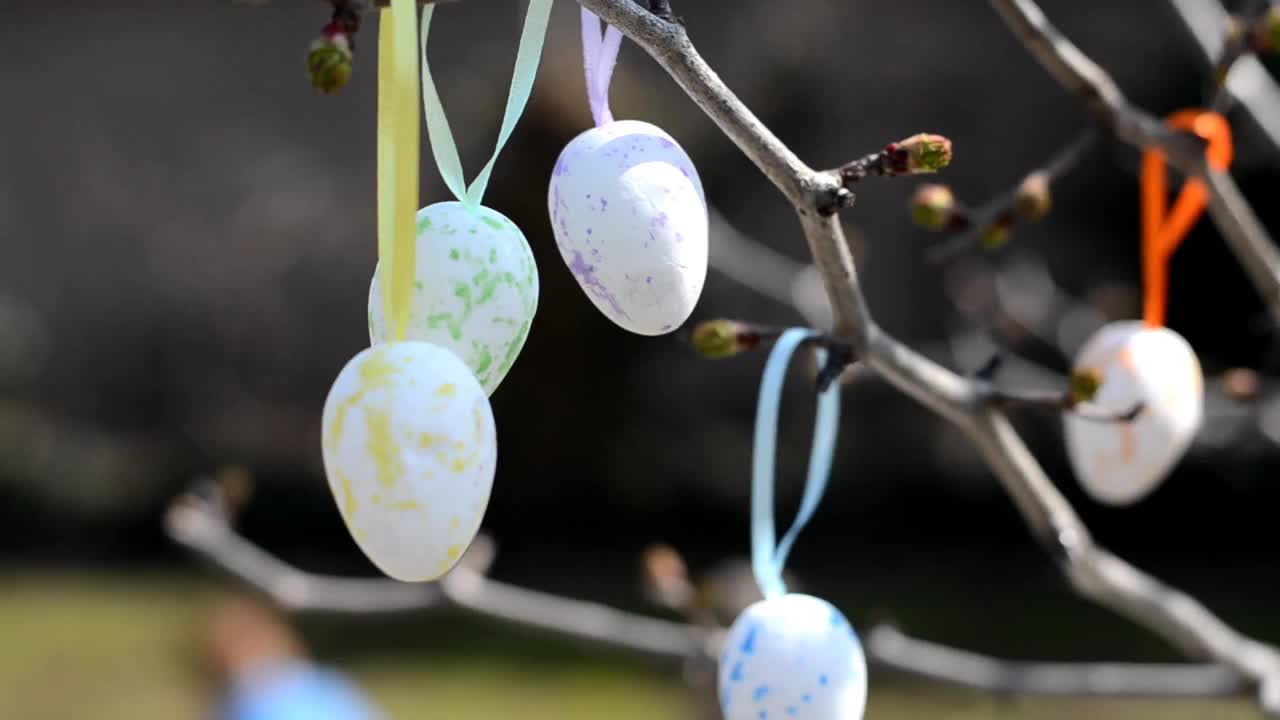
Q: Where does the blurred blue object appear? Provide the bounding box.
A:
[221,660,384,720]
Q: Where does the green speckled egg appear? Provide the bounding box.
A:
[369,201,539,395]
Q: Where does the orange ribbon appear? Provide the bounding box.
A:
[1140,109,1232,327]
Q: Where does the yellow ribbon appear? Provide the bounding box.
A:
[377,0,420,342]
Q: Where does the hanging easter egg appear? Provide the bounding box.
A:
[548,119,708,336]
[369,202,539,395]
[321,341,497,582]
[718,593,867,720]
[1063,320,1203,506]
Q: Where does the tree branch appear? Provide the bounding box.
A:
[574,1,1280,712]
[574,0,873,345]
[165,480,1261,700]
[250,0,1280,713]
[988,0,1280,324]
[1166,0,1280,155]
[867,625,1246,697]
[165,483,713,660]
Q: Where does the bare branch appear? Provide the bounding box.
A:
[1167,0,1280,154]
[166,490,445,614]
[166,481,1261,700]
[166,484,713,660]
[867,625,1246,697]
[988,0,1280,323]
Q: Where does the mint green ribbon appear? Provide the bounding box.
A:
[420,0,554,208]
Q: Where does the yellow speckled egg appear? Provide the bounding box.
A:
[321,341,497,581]
[1063,320,1203,506]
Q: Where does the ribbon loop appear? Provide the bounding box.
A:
[751,329,842,600]
[420,0,554,208]
[1139,109,1232,327]
[377,0,420,342]
[580,9,622,127]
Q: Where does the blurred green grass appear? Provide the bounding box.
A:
[0,573,1258,720]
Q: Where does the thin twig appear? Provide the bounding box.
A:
[981,384,1144,423]
[833,134,955,182]
[926,126,1098,263]
[948,253,1280,454]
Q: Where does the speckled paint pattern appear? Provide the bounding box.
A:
[718,594,867,720]
[1064,320,1203,506]
[548,120,708,336]
[369,201,539,395]
[321,341,497,582]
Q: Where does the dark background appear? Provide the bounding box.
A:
[1,1,1279,712]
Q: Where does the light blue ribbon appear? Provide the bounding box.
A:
[751,328,842,600]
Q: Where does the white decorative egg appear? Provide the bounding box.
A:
[321,341,498,582]
[369,201,538,395]
[548,119,708,336]
[1063,320,1203,505]
[718,594,867,720]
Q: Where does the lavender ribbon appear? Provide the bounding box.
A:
[580,8,622,127]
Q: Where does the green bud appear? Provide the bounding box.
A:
[691,320,756,359]
[1213,65,1231,87]
[1069,368,1103,404]
[1227,14,1245,39]
[1014,172,1052,221]
[980,222,1011,250]
[897,133,953,174]
[308,33,354,94]
[1259,7,1280,53]
[910,184,955,230]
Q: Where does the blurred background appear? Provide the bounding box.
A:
[2,0,1279,718]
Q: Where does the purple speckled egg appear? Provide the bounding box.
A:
[548,120,708,336]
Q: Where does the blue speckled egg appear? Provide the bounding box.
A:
[718,594,867,720]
